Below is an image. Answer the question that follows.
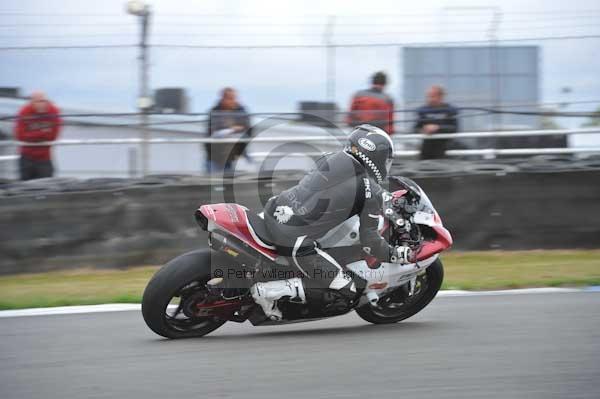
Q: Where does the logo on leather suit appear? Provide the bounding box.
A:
[274,206,294,224]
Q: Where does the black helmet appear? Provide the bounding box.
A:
[344,124,395,183]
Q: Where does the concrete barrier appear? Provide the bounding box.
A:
[1,164,599,275]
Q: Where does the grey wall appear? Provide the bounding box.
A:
[1,167,599,275]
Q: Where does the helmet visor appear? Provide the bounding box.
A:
[385,156,393,174]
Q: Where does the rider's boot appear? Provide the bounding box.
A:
[250,278,306,320]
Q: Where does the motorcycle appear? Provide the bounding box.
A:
[142,176,452,338]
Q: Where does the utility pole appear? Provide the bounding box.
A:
[324,16,336,103]
[126,0,152,176]
[489,8,503,131]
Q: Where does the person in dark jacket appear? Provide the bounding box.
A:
[206,87,251,173]
[414,85,458,160]
[14,91,62,180]
[250,124,413,320]
[348,71,394,134]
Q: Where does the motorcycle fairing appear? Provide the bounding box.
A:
[346,255,439,299]
[197,203,278,261]
[318,189,452,262]
[414,210,453,260]
[197,186,452,271]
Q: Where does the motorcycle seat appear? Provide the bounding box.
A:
[246,211,277,250]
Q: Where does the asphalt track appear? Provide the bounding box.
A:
[1,292,599,399]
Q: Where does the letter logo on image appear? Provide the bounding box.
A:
[358,138,376,152]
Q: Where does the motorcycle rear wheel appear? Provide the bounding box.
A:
[142,249,226,339]
[355,258,444,324]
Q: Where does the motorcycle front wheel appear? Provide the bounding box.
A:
[141,249,227,339]
[355,258,444,324]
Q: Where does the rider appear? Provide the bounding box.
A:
[250,124,414,320]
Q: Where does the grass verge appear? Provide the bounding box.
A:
[0,250,599,310]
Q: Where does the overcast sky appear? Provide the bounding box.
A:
[0,0,598,127]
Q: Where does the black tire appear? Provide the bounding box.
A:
[355,258,444,324]
[142,249,226,339]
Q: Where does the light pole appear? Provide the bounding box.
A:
[489,8,503,131]
[323,16,336,103]
[126,0,152,176]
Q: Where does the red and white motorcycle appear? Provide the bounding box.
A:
[142,176,452,338]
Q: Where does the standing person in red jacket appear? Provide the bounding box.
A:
[14,91,61,180]
[347,71,394,135]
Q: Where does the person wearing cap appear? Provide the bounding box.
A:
[14,91,62,180]
[347,71,394,135]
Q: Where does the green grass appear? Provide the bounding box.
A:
[0,267,156,310]
[0,250,599,310]
[440,250,600,290]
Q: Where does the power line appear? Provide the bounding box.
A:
[1,106,598,123]
[3,23,599,40]
[0,12,124,16]
[2,9,600,18]
[0,33,137,39]
[0,22,135,28]
[0,34,598,51]
[2,16,599,29]
[147,21,600,31]
[152,14,600,24]
[138,16,600,26]
[0,44,135,50]
[151,35,600,49]
[190,24,600,36]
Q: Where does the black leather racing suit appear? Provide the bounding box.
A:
[262,151,396,302]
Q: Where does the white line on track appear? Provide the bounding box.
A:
[0,304,141,318]
[0,287,597,318]
[438,287,586,297]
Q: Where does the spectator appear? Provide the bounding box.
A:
[348,71,394,134]
[14,91,61,180]
[414,85,458,160]
[206,87,251,173]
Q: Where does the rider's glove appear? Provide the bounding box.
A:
[390,246,414,264]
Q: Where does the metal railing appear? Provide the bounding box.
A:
[1,127,599,168]
[0,127,598,146]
